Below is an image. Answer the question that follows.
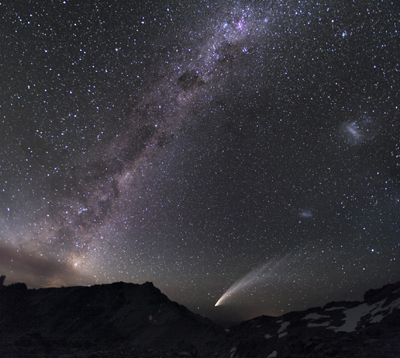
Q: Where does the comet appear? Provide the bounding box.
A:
[215,253,293,306]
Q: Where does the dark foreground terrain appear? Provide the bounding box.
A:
[1,279,400,357]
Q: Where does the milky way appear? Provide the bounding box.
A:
[1,0,399,324]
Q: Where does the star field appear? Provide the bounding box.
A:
[1,0,399,325]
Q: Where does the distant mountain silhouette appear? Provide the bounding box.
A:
[1,278,400,357]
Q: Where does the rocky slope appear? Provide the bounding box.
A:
[216,281,400,358]
[1,280,400,357]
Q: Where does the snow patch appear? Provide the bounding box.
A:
[330,303,370,332]
[265,333,273,339]
[267,350,277,358]
[329,299,390,332]
[325,306,346,311]
[303,312,331,328]
[370,314,384,323]
[277,321,289,338]
[370,297,400,323]
[308,321,330,328]
[303,313,330,320]
[278,321,290,333]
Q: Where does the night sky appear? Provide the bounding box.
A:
[1,0,399,325]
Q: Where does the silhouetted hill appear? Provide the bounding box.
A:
[1,280,400,357]
[0,281,225,357]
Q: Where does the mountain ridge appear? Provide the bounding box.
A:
[1,279,400,357]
